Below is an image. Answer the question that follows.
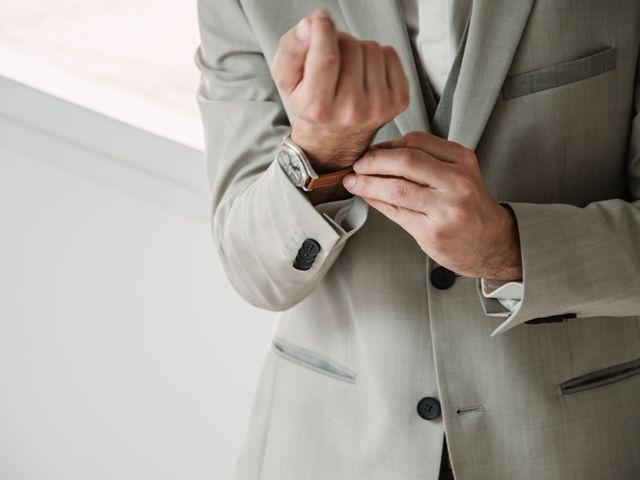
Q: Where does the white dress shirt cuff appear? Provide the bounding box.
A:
[480,278,524,311]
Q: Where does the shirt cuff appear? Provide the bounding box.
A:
[314,196,366,237]
[480,278,524,311]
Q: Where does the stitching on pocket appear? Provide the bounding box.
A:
[557,357,640,395]
[501,46,617,100]
[271,336,358,384]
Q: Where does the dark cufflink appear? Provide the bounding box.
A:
[293,238,321,271]
[525,313,577,325]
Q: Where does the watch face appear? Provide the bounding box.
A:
[277,145,306,187]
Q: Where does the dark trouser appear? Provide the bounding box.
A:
[438,436,455,480]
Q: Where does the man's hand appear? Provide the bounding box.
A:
[341,131,523,281]
[271,8,410,174]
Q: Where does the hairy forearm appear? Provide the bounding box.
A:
[480,203,523,281]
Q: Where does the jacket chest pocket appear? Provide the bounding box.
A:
[500,46,616,100]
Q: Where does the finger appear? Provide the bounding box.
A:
[334,34,365,104]
[300,9,341,106]
[353,146,450,188]
[399,131,469,164]
[344,173,435,213]
[270,16,312,95]
[361,40,386,96]
[383,46,410,110]
[361,196,428,237]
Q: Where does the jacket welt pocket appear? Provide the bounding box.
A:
[557,357,640,395]
[271,336,358,384]
[501,46,617,100]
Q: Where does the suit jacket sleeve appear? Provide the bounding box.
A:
[195,0,369,311]
[476,52,640,336]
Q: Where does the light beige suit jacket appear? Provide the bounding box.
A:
[195,0,640,478]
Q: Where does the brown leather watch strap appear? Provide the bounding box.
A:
[306,165,354,190]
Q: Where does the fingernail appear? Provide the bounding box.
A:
[295,17,310,41]
[343,174,356,188]
[352,159,362,170]
[313,8,331,19]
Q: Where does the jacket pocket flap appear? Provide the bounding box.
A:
[557,356,640,395]
[272,336,358,383]
[502,46,617,100]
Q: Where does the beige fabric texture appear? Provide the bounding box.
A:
[195,0,640,478]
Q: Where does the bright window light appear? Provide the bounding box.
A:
[0,0,203,149]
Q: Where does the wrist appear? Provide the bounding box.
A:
[290,122,374,173]
[481,203,523,281]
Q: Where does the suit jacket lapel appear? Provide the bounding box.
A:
[336,0,431,136]
[448,0,536,149]
[337,0,536,151]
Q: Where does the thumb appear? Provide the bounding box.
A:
[270,16,312,95]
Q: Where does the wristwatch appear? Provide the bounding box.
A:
[276,131,354,191]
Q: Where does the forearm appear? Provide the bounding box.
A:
[482,197,640,336]
[213,152,368,311]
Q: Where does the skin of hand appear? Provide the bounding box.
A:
[342,131,523,281]
[270,8,410,175]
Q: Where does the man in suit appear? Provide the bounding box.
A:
[195,0,640,478]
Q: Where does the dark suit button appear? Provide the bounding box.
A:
[293,238,321,270]
[293,259,313,270]
[301,238,321,256]
[417,396,441,420]
[430,266,456,290]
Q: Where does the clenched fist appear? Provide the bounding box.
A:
[271,8,410,177]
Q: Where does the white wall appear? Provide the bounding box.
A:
[0,143,276,479]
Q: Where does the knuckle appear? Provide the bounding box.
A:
[455,174,476,198]
[356,175,369,192]
[447,204,469,223]
[369,101,386,121]
[382,44,399,58]
[404,131,423,145]
[458,148,476,164]
[305,101,331,123]
[313,16,335,33]
[398,149,416,170]
[339,35,360,56]
[339,33,358,47]
[361,39,382,54]
[448,141,465,151]
[396,89,410,110]
[429,224,448,244]
[341,101,364,125]
[365,150,379,168]
[317,52,340,69]
[391,180,408,198]
[392,88,411,112]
